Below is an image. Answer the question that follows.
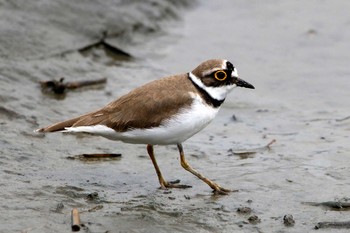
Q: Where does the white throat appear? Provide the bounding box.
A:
[189,72,236,101]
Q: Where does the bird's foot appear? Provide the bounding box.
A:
[212,185,238,195]
[159,179,192,189]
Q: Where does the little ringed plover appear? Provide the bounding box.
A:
[37,59,254,195]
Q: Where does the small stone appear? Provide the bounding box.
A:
[283,214,295,226]
[237,207,252,214]
[232,114,237,121]
[256,109,269,113]
[54,202,64,213]
[86,192,99,201]
[307,29,317,35]
[248,215,261,224]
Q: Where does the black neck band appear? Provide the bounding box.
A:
[188,73,225,108]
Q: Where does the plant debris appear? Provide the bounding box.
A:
[315,221,350,229]
[228,139,276,159]
[71,208,81,232]
[88,205,103,212]
[335,116,350,122]
[304,201,350,210]
[40,77,107,94]
[66,153,122,161]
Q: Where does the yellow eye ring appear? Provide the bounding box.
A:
[214,70,227,81]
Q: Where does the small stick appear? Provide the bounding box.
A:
[265,139,276,148]
[39,77,107,94]
[231,139,276,156]
[315,221,350,229]
[304,201,350,210]
[71,208,81,232]
[66,78,107,89]
[335,116,350,122]
[81,153,121,158]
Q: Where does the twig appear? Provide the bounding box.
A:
[78,31,132,58]
[81,153,121,158]
[315,221,350,229]
[304,201,350,210]
[40,77,107,94]
[40,78,66,94]
[335,116,350,122]
[65,78,107,89]
[265,139,276,148]
[71,208,81,232]
[32,31,132,61]
[88,205,104,212]
[66,153,122,161]
[229,139,276,157]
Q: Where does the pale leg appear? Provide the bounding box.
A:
[177,143,232,195]
[147,144,191,189]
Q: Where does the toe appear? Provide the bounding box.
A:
[212,186,237,195]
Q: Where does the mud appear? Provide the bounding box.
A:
[1,1,350,232]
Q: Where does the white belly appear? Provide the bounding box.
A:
[65,94,219,145]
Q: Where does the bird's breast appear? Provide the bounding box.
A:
[118,93,219,145]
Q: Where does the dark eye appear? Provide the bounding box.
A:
[214,70,227,81]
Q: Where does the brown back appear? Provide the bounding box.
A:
[39,74,198,132]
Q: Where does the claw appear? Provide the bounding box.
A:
[212,186,238,195]
[161,181,192,189]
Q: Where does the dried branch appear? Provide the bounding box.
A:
[228,139,276,158]
[40,77,107,94]
[71,208,81,232]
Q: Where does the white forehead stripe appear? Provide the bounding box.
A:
[203,60,227,76]
[231,68,238,77]
[202,67,220,77]
[222,59,228,69]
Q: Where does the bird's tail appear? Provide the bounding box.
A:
[36,116,81,133]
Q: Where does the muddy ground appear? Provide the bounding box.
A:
[1,1,350,232]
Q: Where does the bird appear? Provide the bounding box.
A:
[37,59,254,195]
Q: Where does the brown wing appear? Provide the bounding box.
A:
[36,116,82,132]
[38,74,196,133]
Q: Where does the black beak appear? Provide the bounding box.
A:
[236,78,255,89]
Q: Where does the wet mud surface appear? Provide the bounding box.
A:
[1,1,350,232]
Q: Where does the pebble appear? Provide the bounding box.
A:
[248,215,261,224]
[237,206,252,214]
[283,214,295,226]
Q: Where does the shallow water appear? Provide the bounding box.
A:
[1,1,350,232]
